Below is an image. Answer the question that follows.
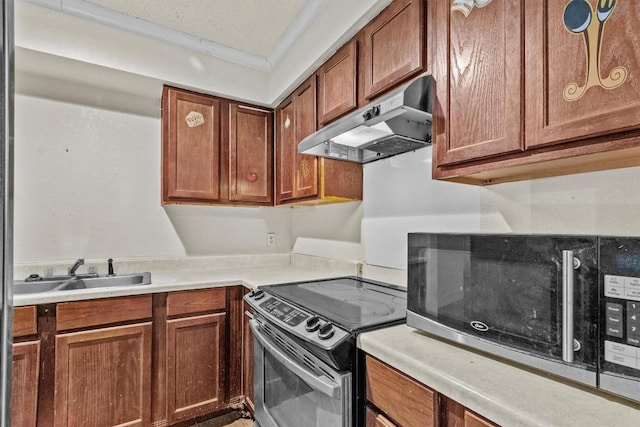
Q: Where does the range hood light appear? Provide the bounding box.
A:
[331,122,394,148]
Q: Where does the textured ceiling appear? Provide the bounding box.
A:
[85,0,308,57]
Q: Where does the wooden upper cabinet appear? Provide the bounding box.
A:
[525,1,640,148]
[276,75,319,204]
[433,0,523,169]
[317,39,358,125]
[361,0,426,101]
[162,86,221,203]
[228,103,273,205]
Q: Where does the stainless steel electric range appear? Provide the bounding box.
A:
[244,276,407,427]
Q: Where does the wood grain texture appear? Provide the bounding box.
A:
[226,286,246,405]
[36,304,57,426]
[242,302,254,414]
[433,0,523,168]
[361,0,425,100]
[152,293,168,426]
[317,39,358,125]
[366,355,435,427]
[365,406,397,427]
[275,75,319,204]
[13,306,37,338]
[54,322,152,427]
[166,313,226,423]
[440,396,499,427]
[526,1,640,148]
[166,288,226,317]
[162,85,221,203]
[12,341,40,427]
[321,158,363,200]
[228,103,273,204]
[56,295,152,331]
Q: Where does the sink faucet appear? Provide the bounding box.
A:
[68,258,84,276]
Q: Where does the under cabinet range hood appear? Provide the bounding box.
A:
[299,75,433,163]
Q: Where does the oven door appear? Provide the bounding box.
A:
[250,318,351,427]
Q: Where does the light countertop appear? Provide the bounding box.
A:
[13,253,362,306]
[358,325,640,427]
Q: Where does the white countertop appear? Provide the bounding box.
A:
[13,253,363,306]
[358,325,640,427]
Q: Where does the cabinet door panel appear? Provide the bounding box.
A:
[166,312,226,423]
[318,39,358,125]
[434,0,523,167]
[163,87,221,202]
[362,0,425,100]
[54,323,152,427]
[526,1,640,148]
[294,78,319,198]
[276,97,296,202]
[229,104,273,204]
[12,341,40,427]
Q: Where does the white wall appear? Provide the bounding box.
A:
[361,146,640,270]
[13,77,296,263]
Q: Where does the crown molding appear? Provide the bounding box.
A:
[22,0,327,72]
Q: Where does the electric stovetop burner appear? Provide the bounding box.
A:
[261,276,407,332]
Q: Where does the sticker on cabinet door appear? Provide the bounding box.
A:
[185,111,205,127]
[451,0,494,17]
[562,0,627,101]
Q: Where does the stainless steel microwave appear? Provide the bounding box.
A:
[407,233,599,387]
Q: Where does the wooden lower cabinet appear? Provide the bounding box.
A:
[54,322,152,426]
[12,306,40,427]
[166,312,226,423]
[242,302,254,413]
[366,355,498,427]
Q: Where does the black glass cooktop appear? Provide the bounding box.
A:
[261,277,407,332]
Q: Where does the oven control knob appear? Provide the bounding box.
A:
[305,316,321,332]
[253,290,265,300]
[318,323,335,340]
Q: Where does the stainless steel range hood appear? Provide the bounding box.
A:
[299,74,432,163]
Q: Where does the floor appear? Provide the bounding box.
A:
[191,414,253,427]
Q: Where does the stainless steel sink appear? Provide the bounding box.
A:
[13,272,152,294]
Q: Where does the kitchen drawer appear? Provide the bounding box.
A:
[366,355,436,427]
[57,295,152,331]
[166,287,226,317]
[13,306,37,338]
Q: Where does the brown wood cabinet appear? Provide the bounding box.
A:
[154,288,228,425]
[162,86,222,203]
[54,296,153,427]
[162,86,273,205]
[432,0,640,184]
[275,75,363,205]
[228,103,273,204]
[360,0,426,101]
[365,355,499,427]
[242,302,254,414]
[12,306,40,427]
[317,39,358,125]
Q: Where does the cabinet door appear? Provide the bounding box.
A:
[440,396,499,427]
[361,0,425,100]
[276,76,318,204]
[366,406,397,427]
[162,86,221,203]
[228,104,273,204]
[54,322,152,427]
[526,1,640,148]
[12,341,40,427]
[366,356,435,427]
[166,312,226,423]
[433,0,523,168]
[317,39,358,125]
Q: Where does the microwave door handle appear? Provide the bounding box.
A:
[249,319,341,399]
[562,250,575,363]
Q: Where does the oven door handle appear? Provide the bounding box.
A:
[249,319,341,399]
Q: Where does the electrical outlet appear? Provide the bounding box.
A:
[267,232,276,247]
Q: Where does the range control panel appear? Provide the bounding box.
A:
[604,274,640,370]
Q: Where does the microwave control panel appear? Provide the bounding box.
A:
[604,274,640,371]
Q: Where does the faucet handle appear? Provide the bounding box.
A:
[108,258,114,276]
